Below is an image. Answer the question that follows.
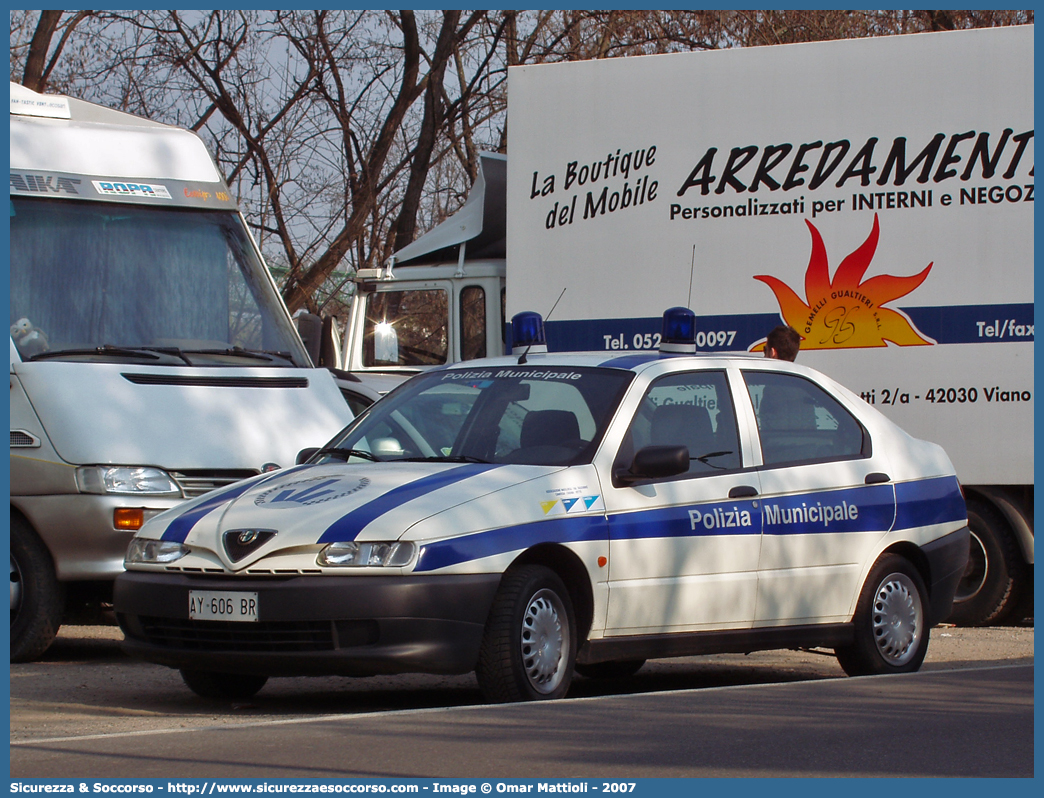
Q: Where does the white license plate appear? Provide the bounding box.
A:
[188,590,258,622]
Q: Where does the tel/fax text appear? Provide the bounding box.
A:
[977,319,1033,339]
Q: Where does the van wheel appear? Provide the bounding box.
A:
[476,565,576,703]
[10,515,65,663]
[836,554,930,676]
[575,659,646,679]
[180,669,268,700]
[947,499,1023,626]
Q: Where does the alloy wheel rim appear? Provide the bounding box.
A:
[953,530,988,602]
[871,572,923,666]
[520,588,568,694]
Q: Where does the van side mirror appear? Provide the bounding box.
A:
[294,312,323,366]
[319,315,340,369]
[614,445,689,486]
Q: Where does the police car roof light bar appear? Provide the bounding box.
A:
[512,311,548,360]
[660,307,697,354]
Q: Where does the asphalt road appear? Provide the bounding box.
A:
[10,624,1034,778]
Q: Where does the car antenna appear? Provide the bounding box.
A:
[519,287,566,365]
[687,243,696,309]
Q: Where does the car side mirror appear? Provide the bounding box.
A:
[615,445,689,486]
[296,447,319,465]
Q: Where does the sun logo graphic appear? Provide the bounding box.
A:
[753,213,935,350]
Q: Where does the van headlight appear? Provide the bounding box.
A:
[76,466,180,496]
[126,538,189,565]
[317,541,415,567]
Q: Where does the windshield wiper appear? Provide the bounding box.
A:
[398,455,492,464]
[139,346,193,365]
[28,345,165,362]
[180,347,297,365]
[312,447,381,463]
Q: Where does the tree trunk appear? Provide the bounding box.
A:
[22,11,63,91]
[391,11,461,253]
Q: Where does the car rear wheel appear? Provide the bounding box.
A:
[180,669,268,701]
[946,499,1024,626]
[836,554,930,676]
[476,565,576,703]
[10,515,65,663]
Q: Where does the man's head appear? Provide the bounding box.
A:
[765,325,801,361]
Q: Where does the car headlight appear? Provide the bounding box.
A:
[76,466,180,496]
[317,541,416,568]
[126,538,189,565]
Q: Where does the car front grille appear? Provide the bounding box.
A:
[130,616,380,653]
[137,617,336,652]
[171,470,258,499]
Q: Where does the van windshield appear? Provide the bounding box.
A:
[9,198,309,367]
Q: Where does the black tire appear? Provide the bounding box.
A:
[180,669,268,701]
[946,499,1024,627]
[836,554,930,677]
[475,565,576,703]
[575,659,646,680]
[10,515,65,663]
[1010,570,1033,625]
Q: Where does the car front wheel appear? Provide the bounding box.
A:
[836,554,930,677]
[476,565,576,703]
[10,515,65,663]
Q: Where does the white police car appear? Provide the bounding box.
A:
[115,308,969,702]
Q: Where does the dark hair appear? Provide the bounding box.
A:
[766,325,801,361]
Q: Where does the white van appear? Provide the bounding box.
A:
[9,83,353,661]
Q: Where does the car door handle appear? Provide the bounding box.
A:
[865,472,891,484]
[728,485,759,498]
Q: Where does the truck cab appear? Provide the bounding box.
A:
[341,154,506,393]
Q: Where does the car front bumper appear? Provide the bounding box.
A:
[115,571,502,677]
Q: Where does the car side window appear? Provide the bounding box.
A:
[743,371,866,467]
[621,370,742,476]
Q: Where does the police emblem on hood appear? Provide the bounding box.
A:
[223,529,277,562]
[253,475,371,509]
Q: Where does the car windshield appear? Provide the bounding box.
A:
[323,365,633,466]
[9,197,310,366]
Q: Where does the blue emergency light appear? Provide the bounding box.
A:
[659,306,697,354]
[511,311,547,355]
